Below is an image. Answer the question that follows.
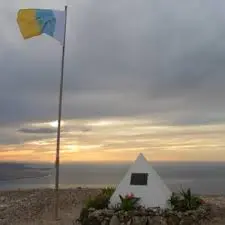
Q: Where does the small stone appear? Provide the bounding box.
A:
[0,204,8,209]
[101,220,109,225]
[91,210,104,218]
[109,215,120,225]
[0,197,6,202]
[88,216,101,225]
[104,209,115,217]
[180,215,195,225]
[133,216,148,225]
[0,219,7,225]
[166,214,180,225]
[126,219,132,225]
[150,216,167,225]
[89,208,96,212]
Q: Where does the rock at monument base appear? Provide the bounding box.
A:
[101,220,109,225]
[147,216,167,225]
[131,216,147,225]
[87,216,101,225]
[166,214,181,225]
[80,203,212,225]
[179,215,195,225]
[109,215,120,225]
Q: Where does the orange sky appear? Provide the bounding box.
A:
[1,117,225,162]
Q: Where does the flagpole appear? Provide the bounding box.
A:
[55,5,68,219]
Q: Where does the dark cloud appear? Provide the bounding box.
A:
[18,127,57,134]
[1,0,225,127]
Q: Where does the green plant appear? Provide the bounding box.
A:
[168,192,181,211]
[180,188,203,210]
[168,188,205,212]
[84,186,115,210]
[118,193,140,211]
[85,194,109,209]
[101,187,115,197]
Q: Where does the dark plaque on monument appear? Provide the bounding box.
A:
[130,173,148,185]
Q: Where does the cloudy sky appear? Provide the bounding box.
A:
[1,0,225,162]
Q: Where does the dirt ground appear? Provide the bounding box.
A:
[0,188,100,225]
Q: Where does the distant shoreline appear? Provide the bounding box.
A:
[0,173,51,182]
[0,165,52,182]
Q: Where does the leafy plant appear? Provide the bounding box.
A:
[168,188,205,212]
[168,192,181,211]
[84,186,115,210]
[118,193,140,211]
[101,187,115,197]
[85,193,109,209]
[180,188,204,210]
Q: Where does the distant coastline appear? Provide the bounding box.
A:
[0,163,52,182]
[0,173,51,182]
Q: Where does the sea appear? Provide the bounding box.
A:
[1,162,225,195]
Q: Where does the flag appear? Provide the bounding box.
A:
[17,9,66,45]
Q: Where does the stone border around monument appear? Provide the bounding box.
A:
[78,204,211,225]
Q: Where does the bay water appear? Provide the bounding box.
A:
[1,162,225,195]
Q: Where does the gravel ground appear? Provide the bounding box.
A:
[0,189,225,225]
[0,188,100,225]
[200,196,225,225]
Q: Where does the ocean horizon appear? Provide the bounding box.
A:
[0,161,225,195]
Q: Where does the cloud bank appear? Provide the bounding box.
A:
[1,0,225,161]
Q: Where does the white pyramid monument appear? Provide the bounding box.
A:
[109,153,171,208]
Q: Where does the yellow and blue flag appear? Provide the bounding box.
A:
[17,9,66,45]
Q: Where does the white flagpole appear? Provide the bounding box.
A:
[55,5,68,219]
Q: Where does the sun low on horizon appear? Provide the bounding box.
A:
[1,117,225,163]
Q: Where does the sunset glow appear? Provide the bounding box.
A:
[49,120,65,128]
[1,117,225,162]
